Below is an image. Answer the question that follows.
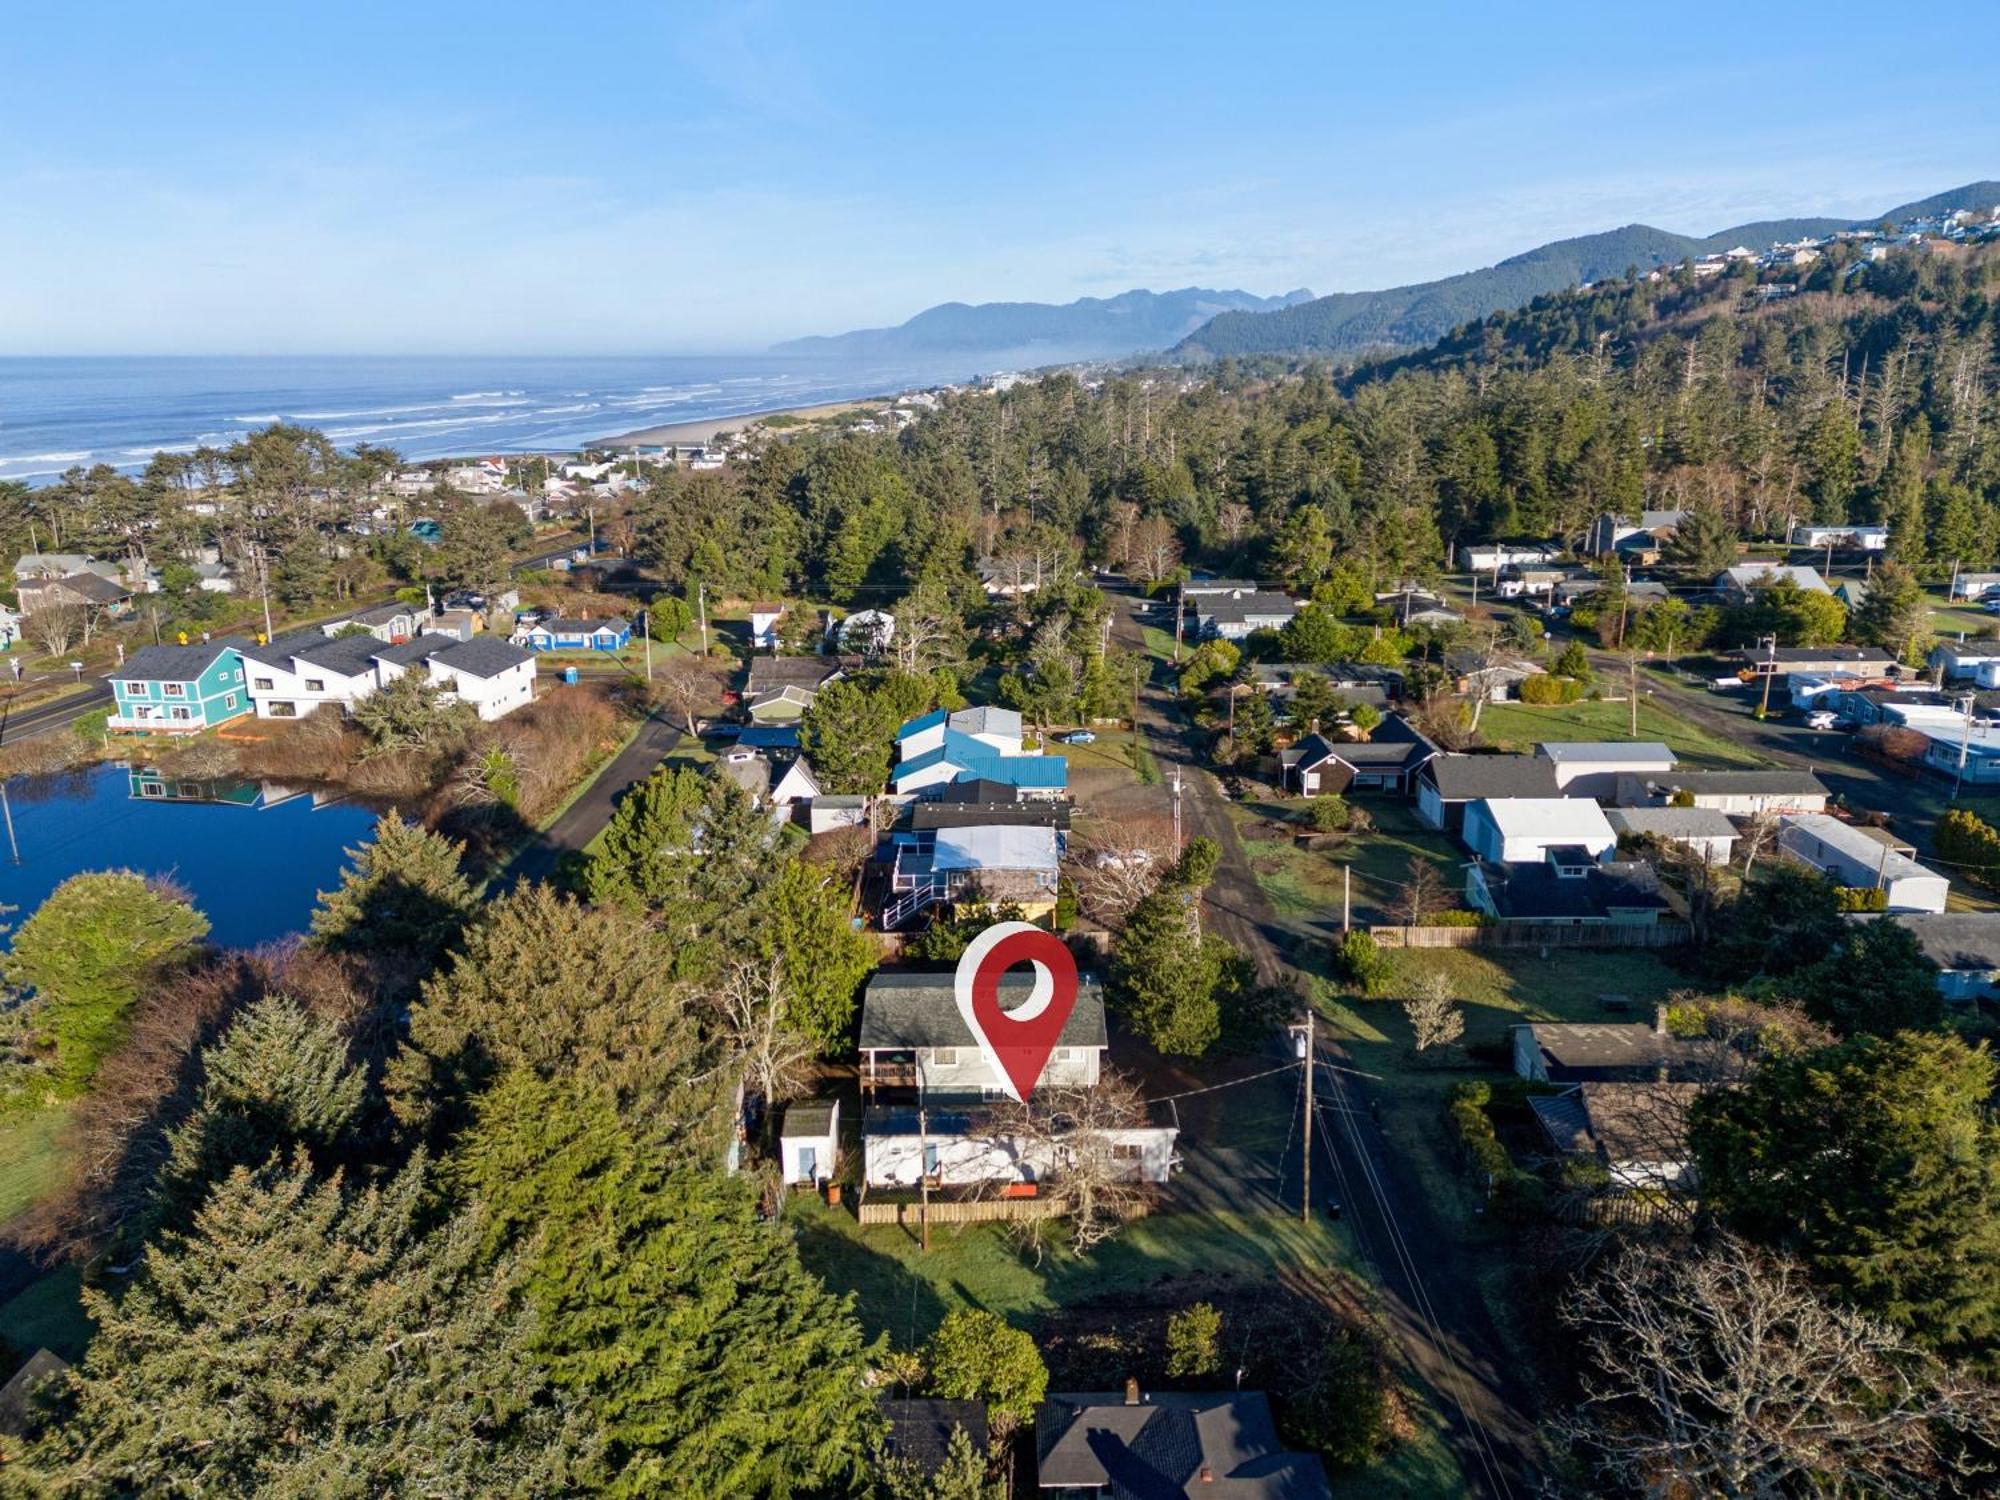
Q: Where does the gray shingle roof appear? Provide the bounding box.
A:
[370,633,458,667]
[1632,770,1828,797]
[1605,807,1740,841]
[1871,912,2000,972]
[434,636,533,678]
[1422,754,1561,801]
[880,1400,988,1477]
[1035,1391,1329,1499]
[116,637,246,683]
[859,971,1107,1051]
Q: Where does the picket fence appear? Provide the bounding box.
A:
[1370,921,1691,950]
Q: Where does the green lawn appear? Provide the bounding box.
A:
[1142,625,1181,663]
[1039,728,1141,777]
[789,1196,1348,1350]
[0,1104,73,1228]
[1474,697,1765,767]
[1232,800,1467,928]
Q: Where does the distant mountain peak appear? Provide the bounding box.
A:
[770,286,1314,361]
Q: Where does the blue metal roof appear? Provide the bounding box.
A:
[895,708,948,741]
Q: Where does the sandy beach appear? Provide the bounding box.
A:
[596,396,887,448]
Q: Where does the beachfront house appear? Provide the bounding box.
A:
[108,639,252,734]
[514,617,630,652]
[419,636,537,720]
[239,631,385,719]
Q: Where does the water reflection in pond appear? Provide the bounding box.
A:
[0,763,382,948]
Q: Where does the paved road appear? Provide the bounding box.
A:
[499,710,682,888]
[1112,594,1540,1498]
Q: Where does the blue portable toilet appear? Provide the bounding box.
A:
[562,666,580,685]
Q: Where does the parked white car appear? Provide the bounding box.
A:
[1804,709,1839,730]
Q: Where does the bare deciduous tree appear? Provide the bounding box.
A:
[711,955,814,1116]
[27,603,85,658]
[1128,515,1182,584]
[1395,855,1451,927]
[1065,814,1175,924]
[985,1070,1153,1256]
[1402,970,1464,1052]
[1557,1234,2000,1498]
[652,654,724,735]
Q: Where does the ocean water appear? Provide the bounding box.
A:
[0,353,992,483]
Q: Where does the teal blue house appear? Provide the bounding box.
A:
[109,638,252,734]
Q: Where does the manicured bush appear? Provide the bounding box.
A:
[1518,674,1584,706]
[1333,930,1394,996]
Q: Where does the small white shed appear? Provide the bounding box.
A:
[779,1098,840,1186]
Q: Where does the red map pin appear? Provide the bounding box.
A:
[954,921,1079,1103]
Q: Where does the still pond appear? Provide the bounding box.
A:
[0,764,381,948]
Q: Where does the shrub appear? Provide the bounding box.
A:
[1428,909,1487,927]
[1164,1303,1223,1379]
[1333,930,1394,996]
[1518,674,1583,706]
[1834,886,1889,912]
[1936,807,2000,890]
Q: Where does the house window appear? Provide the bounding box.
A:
[1052,1047,1072,1063]
[269,702,296,718]
[169,707,193,721]
[138,779,163,796]
[922,1143,940,1175]
[122,681,145,696]
[252,678,273,691]
[931,1047,958,1067]
[304,678,325,692]
[161,682,184,698]
[224,694,238,709]
[1113,1143,1142,1162]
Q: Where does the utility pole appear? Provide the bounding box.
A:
[1171,770,1183,853]
[1342,865,1351,932]
[1173,597,1183,663]
[642,607,653,681]
[697,582,709,655]
[1299,1007,1314,1224]
[1956,693,1976,800]
[1757,634,1778,718]
[1628,654,1639,737]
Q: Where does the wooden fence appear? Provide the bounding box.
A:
[1370,921,1691,950]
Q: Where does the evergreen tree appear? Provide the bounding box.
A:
[3,871,209,1097]
[151,995,367,1232]
[452,1073,882,1497]
[389,884,719,1142]
[310,813,477,977]
[1850,560,1932,664]
[27,1153,582,1496]
[1660,498,1738,580]
[799,678,900,793]
[924,1308,1049,1438]
[1109,838,1238,1057]
[747,859,877,1051]
[1690,1031,2000,1367]
[1775,918,1942,1037]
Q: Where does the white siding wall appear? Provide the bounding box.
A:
[430,659,535,720]
[863,1125,1177,1187]
[243,659,377,719]
[897,1044,1100,1097]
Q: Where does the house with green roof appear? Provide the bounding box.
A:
[108,639,251,733]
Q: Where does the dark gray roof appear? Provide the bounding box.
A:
[747,656,839,692]
[370,632,459,667]
[1422,754,1561,801]
[781,1099,837,1137]
[1035,1391,1329,1499]
[26,571,128,604]
[1481,860,1669,923]
[350,601,412,626]
[1515,1020,1700,1081]
[1871,912,2000,972]
[859,971,1107,1051]
[880,1399,988,1476]
[1282,714,1436,773]
[1606,807,1740,841]
[0,1348,70,1440]
[434,636,533,678]
[116,637,246,682]
[293,633,387,677]
[1196,591,1300,625]
[1733,645,1896,666]
[909,802,1070,833]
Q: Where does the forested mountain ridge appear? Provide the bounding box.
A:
[771,285,1314,360]
[1173,180,2000,360]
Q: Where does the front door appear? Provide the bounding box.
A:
[798,1146,817,1183]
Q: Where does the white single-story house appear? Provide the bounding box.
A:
[779,1099,840,1187]
[1459,541,1562,571]
[1605,806,1740,865]
[770,756,821,805]
[1191,589,1301,641]
[1790,523,1889,552]
[1535,742,1676,800]
[1415,755,1563,832]
[1614,769,1829,816]
[1777,813,1949,913]
[1716,562,1831,603]
[806,794,870,835]
[838,609,896,653]
[1463,797,1618,864]
[861,1105,1177,1189]
[1950,572,2000,601]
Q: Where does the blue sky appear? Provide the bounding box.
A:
[2,1,1994,354]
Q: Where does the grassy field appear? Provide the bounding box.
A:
[1474,697,1765,766]
[0,1104,73,1228]
[1232,799,1467,928]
